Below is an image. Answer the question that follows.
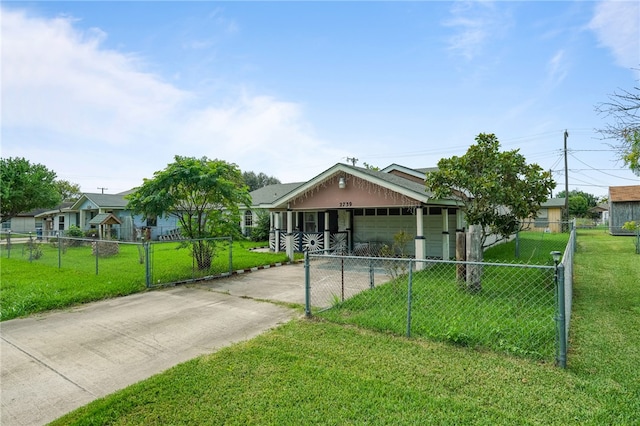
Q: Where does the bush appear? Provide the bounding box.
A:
[250,210,271,242]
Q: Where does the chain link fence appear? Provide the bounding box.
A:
[304,227,576,366]
[1,233,234,288]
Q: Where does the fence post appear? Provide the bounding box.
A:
[228,237,233,274]
[556,263,567,368]
[57,233,61,269]
[304,250,311,317]
[515,231,520,259]
[369,258,375,289]
[6,230,11,258]
[95,241,99,275]
[145,242,151,288]
[406,259,413,338]
[28,232,33,262]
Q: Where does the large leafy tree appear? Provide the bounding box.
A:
[55,179,82,202]
[127,156,251,269]
[425,133,555,249]
[1,157,62,222]
[242,171,281,192]
[595,84,640,175]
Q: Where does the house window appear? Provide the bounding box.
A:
[535,209,549,228]
[58,216,65,231]
[304,212,317,232]
[146,216,157,227]
[2,220,10,231]
[244,210,253,227]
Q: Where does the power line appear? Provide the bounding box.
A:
[568,153,640,181]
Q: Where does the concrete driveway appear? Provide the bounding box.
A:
[0,264,305,426]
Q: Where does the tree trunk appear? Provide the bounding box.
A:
[466,224,483,293]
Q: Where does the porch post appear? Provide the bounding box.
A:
[442,208,450,260]
[274,212,281,253]
[415,205,426,271]
[324,211,330,252]
[345,210,352,253]
[286,209,294,261]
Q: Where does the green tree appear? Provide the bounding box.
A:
[425,133,555,249]
[127,156,251,270]
[1,157,62,222]
[242,171,281,192]
[568,195,589,218]
[595,85,640,175]
[55,180,82,202]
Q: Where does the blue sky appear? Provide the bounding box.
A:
[2,1,639,197]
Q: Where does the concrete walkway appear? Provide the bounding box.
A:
[0,264,306,426]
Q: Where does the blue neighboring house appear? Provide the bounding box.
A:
[70,191,179,241]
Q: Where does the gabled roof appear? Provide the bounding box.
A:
[609,185,640,202]
[264,163,446,209]
[250,183,305,207]
[380,164,438,179]
[71,193,129,210]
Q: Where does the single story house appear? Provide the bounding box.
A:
[1,208,48,235]
[522,198,565,233]
[34,202,78,237]
[245,162,468,265]
[70,191,178,240]
[609,185,640,235]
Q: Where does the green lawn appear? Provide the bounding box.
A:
[0,240,290,321]
[51,230,639,425]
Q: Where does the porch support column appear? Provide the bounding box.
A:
[415,205,426,271]
[345,210,352,253]
[274,212,281,253]
[286,209,294,261]
[324,211,330,252]
[442,208,450,260]
[79,209,86,232]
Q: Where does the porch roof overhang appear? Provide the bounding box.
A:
[263,163,461,210]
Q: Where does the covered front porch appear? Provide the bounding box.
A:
[263,163,466,266]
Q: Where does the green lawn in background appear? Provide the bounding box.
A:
[51,229,639,425]
[0,240,289,321]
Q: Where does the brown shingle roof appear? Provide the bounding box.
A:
[609,185,640,202]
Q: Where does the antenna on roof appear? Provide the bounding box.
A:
[345,157,358,166]
[97,187,108,194]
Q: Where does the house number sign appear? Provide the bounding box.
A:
[339,202,353,207]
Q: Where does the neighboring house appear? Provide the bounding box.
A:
[522,198,565,233]
[609,185,640,235]
[242,182,305,237]
[589,203,609,225]
[70,191,179,240]
[255,162,467,264]
[1,208,48,235]
[34,202,78,237]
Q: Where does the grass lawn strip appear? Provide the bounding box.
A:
[52,230,638,424]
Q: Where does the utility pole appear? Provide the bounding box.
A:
[345,157,358,166]
[97,187,108,194]
[563,130,569,223]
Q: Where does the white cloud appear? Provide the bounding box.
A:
[588,0,640,70]
[442,1,512,61]
[1,7,345,191]
[547,49,568,87]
